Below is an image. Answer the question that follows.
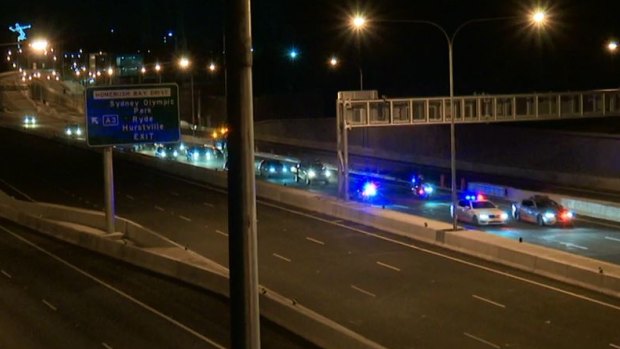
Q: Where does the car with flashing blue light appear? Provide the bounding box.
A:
[155,144,181,159]
[452,194,509,226]
[23,115,37,126]
[512,195,574,227]
[185,145,224,162]
[258,159,290,178]
[294,160,331,185]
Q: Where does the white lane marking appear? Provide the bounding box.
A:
[351,285,376,298]
[604,236,620,243]
[558,241,588,250]
[125,195,135,200]
[215,230,229,237]
[102,342,113,349]
[332,220,344,224]
[1,270,11,279]
[42,299,57,311]
[305,237,325,245]
[203,202,215,208]
[376,261,401,272]
[0,225,225,349]
[169,191,180,197]
[258,201,620,312]
[472,294,506,309]
[179,215,192,222]
[0,178,35,201]
[609,343,620,349]
[272,253,291,262]
[463,332,501,349]
[154,205,165,212]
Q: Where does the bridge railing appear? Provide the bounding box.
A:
[339,89,620,127]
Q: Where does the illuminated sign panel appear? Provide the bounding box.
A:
[85,84,180,147]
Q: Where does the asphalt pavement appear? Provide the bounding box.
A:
[1,127,620,348]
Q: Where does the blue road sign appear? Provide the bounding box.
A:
[85,84,180,147]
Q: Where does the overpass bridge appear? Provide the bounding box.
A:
[337,89,620,127]
[336,89,620,200]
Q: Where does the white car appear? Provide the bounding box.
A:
[23,115,37,126]
[452,197,508,225]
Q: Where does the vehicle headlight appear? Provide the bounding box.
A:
[65,129,72,136]
[423,184,433,193]
[76,128,82,136]
[160,151,167,157]
[479,214,489,220]
[544,212,556,219]
[179,144,185,151]
[500,212,508,220]
[173,150,179,157]
[206,153,211,160]
[324,170,331,178]
[282,167,288,173]
[269,167,276,173]
[308,170,316,178]
[192,152,199,160]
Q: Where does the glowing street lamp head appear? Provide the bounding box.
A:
[208,62,216,72]
[141,67,146,74]
[329,56,338,67]
[107,67,114,76]
[178,57,190,69]
[351,15,367,30]
[608,40,618,53]
[531,9,546,25]
[155,63,161,72]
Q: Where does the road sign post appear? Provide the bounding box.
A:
[85,84,180,234]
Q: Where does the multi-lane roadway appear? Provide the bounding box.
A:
[1,124,620,348]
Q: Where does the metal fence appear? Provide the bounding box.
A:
[339,89,620,127]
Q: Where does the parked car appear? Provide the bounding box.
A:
[294,160,330,185]
[512,195,574,227]
[257,159,290,178]
[452,195,508,225]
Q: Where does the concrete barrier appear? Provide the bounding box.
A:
[0,191,386,349]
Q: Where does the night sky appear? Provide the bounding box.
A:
[2,0,620,100]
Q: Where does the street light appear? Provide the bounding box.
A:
[329,56,339,68]
[107,67,114,85]
[30,39,49,52]
[178,56,195,130]
[349,14,367,90]
[607,40,618,53]
[353,10,548,230]
[208,62,217,72]
[155,63,162,83]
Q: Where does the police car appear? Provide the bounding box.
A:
[452,194,509,226]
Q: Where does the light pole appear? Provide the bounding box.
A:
[178,57,195,130]
[155,63,162,83]
[350,15,367,90]
[354,10,547,230]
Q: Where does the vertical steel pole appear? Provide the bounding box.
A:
[103,147,115,234]
[336,101,344,199]
[226,0,261,347]
[190,73,195,128]
[449,42,458,231]
[343,121,350,201]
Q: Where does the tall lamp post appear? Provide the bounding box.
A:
[178,56,195,129]
[350,9,547,230]
[350,15,367,90]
